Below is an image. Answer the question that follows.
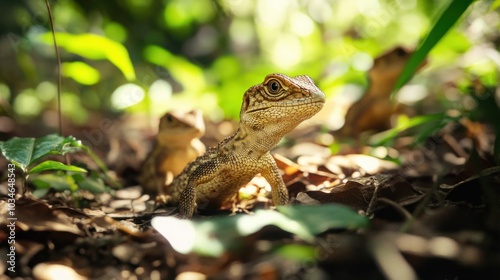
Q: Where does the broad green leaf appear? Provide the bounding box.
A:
[30,174,78,192]
[29,160,87,174]
[38,32,136,81]
[143,45,205,92]
[73,174,108,193]
[0,137,36,172]
[62,61,100,85]
[152,204,368,257]
[276,204,369,233]
[0,134,84,173]
[392,0,475,97]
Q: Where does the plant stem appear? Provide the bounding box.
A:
[45,0,63,136]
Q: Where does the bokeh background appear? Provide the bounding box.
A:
[0,0,498,140]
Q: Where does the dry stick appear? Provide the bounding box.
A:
[376,198,412,221]
[399,174,440,233]
[45,0,63,136]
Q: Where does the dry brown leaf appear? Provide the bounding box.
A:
[300,174,422,212]
[1,197,82,235]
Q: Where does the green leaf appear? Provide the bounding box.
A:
[277,204,370,233]
[152,204,368,257]
[73,174,108,193]
[0,134,84,173]
[32,188,51,198]
[37,32,136,81]
[62,61,100,85]
[392,0,475,96]
[29,160,87,174]
[143,45,205,92]
[30,174,78,192]
[369,113,452,146]
[0,137,36,172]
[492,0,500,10]
[275,244,316,263]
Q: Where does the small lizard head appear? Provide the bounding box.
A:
[240,73,325,132]
[369,46,428,88]
[158,110,205,141]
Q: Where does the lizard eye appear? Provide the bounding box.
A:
[267,79,281,94]
[166,115,173,122]
[395,47,407,57]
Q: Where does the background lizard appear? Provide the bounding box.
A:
[159,73,325,218]
[139,110,205,195]
[337,46,427,138]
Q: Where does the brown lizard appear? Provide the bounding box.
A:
[159,73,325,218]
[139,110,205,195]
[337,46,427,138]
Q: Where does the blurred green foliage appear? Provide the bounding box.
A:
[0,0,498,128]
[393,0,475,95]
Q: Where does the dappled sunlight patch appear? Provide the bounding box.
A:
[151,216,196,255]
[111,83,145,110]
[33,263,87,280]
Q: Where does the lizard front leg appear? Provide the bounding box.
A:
[259,153,289,206]
[178,180,197,218]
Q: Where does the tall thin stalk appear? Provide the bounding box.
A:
[44,0,63,136]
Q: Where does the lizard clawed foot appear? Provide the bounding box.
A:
[177,202,197,219]
[155,194,172,206]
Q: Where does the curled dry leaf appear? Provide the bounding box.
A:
[1,197,82,235]
[299,174,423,212]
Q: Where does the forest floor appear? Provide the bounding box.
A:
[1,112,500,280]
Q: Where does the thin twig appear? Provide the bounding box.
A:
[376,198,412,220]
[399,174,440,232]
[45,0,63,136]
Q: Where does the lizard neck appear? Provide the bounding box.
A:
[224,122,292,159]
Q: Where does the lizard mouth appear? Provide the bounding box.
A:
[246,106,271,113]
[247,99,324,113]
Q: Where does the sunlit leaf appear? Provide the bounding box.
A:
[73,174,108,193]
[152,204,368,257]
[103,22,127,43]
[143,45,205,92]
[0,134,84,173]
[164,1,192,29]
[276,204,369,233]
[369,113,454,146]
[38,32,136,81]
[275,244,316,263]
[62,61,100,85]
[492,0,500,10]
[30,174,78,192]
[0,137,35,172]
[392,0,475,96]
[29,160,87,174]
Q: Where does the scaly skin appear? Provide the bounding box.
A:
[159,73,325,218]
[139,110,205,195]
